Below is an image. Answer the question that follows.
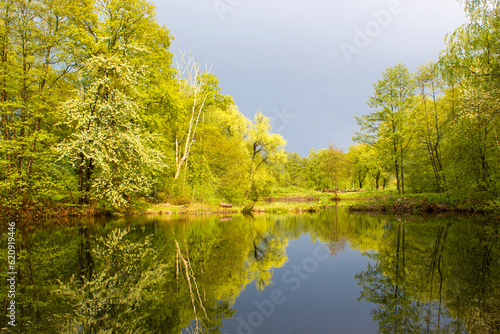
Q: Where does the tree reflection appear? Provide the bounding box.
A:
[248,219,288,290]
[355,218,500,333]
[175,238,209,333]
[3,212,499,333]
[58,229,167,333]
[326,204,347,256]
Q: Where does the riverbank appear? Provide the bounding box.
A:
[7,189,499,220]
[254,189,499,216]
[344,191,499,215]
[137,189,490,216]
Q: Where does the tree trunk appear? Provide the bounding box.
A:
[395,156,401,194]
[374,170,380,190]
[400,147,405,195]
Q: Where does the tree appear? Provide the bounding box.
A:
[413,62,448,192]
[58,0,165,208]
[0,0,75,210]
[347,144,370,189]
[356,63,416,194]
[247,112,286,199]
[59,55,164,207]
[281,152,308,188]
[319,145,349,196]
[190,105,251,203]
[439,0,500,197]
[171,53,211,185]
[304,149,322,189]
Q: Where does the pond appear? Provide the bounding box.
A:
[1,207,499,333]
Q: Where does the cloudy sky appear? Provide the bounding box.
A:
[152,0,468,156]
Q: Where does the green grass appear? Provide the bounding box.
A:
[337,190,396,200]
[398,193,455,205]
[253,201,321,214]
[268,186,325,199]
[136,187,498,217]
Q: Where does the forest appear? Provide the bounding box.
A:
[1,0,499,215]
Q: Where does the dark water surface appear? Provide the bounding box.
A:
[1,208,499,333]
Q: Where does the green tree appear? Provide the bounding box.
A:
[318,145,349,195]
[58,0,165,208]
[247,112,287,200]
[171,53,212,185]
[0,0,75,210]
[305,149,322,189]
[356,63,416,194]
[413,62,448,192]
[58,55,164,207]
[190,105,251,203]
[281,152,309,188]
[439,0,500,197]
[347,144,370,189]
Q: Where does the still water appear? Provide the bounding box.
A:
[1,208,499,333]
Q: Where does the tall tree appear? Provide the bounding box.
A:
[439,0,500,196]
[0,0,74,209]
[58,0,166,207]
[319,145,349,195]
[414,62,448,192]
[171,52,211,185]
[356,63,416,194]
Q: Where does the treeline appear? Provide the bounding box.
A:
[0,0,286,212]
[3,0,499,214]
[353,0,500,198]
[282,0,500,201]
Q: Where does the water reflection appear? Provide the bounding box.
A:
[355,217,500,333]
[0,210,498,333]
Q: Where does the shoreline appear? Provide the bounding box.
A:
[6,190,499,221]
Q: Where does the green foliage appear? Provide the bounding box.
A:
[355,63,416,195]
[57,228,167,333]
[350,3,500,201]
[58,54,165,208]
[0,0,291,212]
[280,152,309,188]
[3,0,499,212]
[437,0,500,198]
[487,199,500,216]
[0,0,76,209]
[247,112,287,200]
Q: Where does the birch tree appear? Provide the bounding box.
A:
[172,52,210,184]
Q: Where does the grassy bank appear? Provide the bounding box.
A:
[134,187,500,217]
[11,188,499,220]
[248,188,499,216]
[344,191,499,215]
[139,200,322,216]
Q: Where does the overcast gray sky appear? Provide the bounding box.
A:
[152,0,468,156]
